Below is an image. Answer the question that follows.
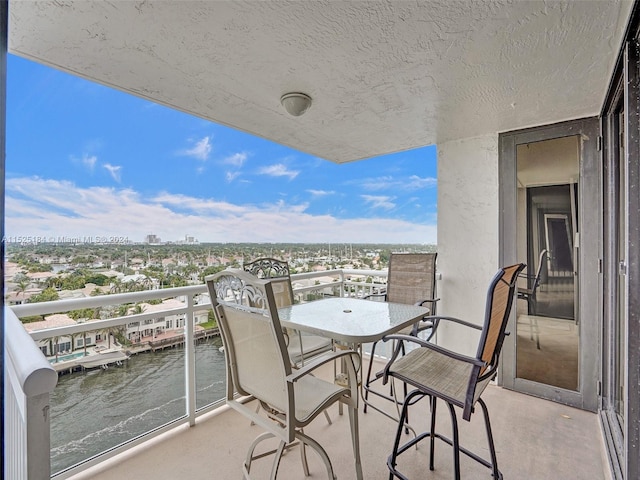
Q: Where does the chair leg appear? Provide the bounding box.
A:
[364,340,410,421]
[299,428,310,476]
[429,395,437,471]
[243,431,280,479]
[348,401,364,480]
[363,340,379,413]
[478,397,502,480]
[323,410,332,425]
[387,390,422,480]
[268,440,287,480]
[446,402,461,480]
[387,396,409,479]
[296,430,337,480]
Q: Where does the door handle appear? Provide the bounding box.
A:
[619,260,627,275]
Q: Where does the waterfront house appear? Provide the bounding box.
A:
[23,314,83,357]
[3,1,640,479]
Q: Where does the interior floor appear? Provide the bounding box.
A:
[516,312,579,391]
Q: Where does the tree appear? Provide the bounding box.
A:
[109,278,123,294]
[200,265,225,281]
[28,287,59,303]
[13,277,30,300]
[90,287,103,296]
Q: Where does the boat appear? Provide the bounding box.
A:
[76,350,130,370]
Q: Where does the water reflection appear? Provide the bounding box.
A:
[50,337,225,474]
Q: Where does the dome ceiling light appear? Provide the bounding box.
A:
[280,92,312,116]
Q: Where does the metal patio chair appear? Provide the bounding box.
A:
[517,248,547,315]
[206,270,363,480]
[243,258,334,366]
[517,249,547,349]
[382,263,526,480]
[363,252,439,416]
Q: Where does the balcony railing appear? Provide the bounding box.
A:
[5,268,388,479]
[5,307,59,480]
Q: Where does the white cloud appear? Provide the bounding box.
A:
[222,152,248,167]
[355,175,436,191]
[151,192,248,214]
[406,175,437,189]
[226,171,240,182]
[258,163,299,180]
[359,176,394,190]
[5,176,436,244]
[103,163,122,182]
[182,136,212,161]
[361,194,396,210]
[307,189,335,197]
[82,154,97,170]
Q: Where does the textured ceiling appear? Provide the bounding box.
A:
[8,1,634,163]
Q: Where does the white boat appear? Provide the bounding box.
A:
[76,350,129,369]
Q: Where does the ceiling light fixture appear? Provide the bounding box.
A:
[280,92,312,116]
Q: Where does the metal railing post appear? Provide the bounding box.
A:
[185,294,196,426]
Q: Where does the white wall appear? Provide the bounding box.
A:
[436,134,499,355]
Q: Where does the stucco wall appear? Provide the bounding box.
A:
[436,134,499,355]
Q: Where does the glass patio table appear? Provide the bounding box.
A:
[278,297,430,345]
[278,297,430,421]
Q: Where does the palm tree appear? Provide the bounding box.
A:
[117,304,131,317]
[109,277,123,294]
[101,327,113,349]
[13,278,30,301]
[132,303,146,315]
[140,274,153,290]
[52,336,60,361]
[131,303,146,343]
[82,331,88,356]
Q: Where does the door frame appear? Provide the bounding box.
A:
[498,117,600,412]
[600,28,640,479]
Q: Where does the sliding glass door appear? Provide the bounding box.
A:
[499,118,600,412]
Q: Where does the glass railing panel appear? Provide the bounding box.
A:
[50,337,188,474]
[8,270,389,476]
[195,335,226,409]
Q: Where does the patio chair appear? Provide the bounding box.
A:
[517,249,547,349]
[363,252,439,415]
[517,249,547,315]
[243,258,334,366]
[206,269,363,480]
[382,263,526,480]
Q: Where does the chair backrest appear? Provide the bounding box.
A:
[206,270,291,411]
[532,249,548,291]
[476,263,526,374]
[385,253,437,307]
[243,258,294,308]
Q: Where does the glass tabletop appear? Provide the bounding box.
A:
[278,297,430,344]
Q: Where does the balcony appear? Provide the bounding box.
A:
[70,368,608,480]
[6,269,611,479]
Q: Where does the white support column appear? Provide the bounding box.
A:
[436,134,500,355]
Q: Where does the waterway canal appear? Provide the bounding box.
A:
[50,337,226,474]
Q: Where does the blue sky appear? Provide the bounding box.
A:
[5,55,437,244]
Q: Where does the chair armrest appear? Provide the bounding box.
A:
[423,315,482,331]
[286,349,359,383]
[362,292,386,301]
[415,297,440,307]
[412,314,482,338]
[382,333,485,367]
[381,334,486,387]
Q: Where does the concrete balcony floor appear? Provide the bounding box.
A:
[69,358,610,480]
